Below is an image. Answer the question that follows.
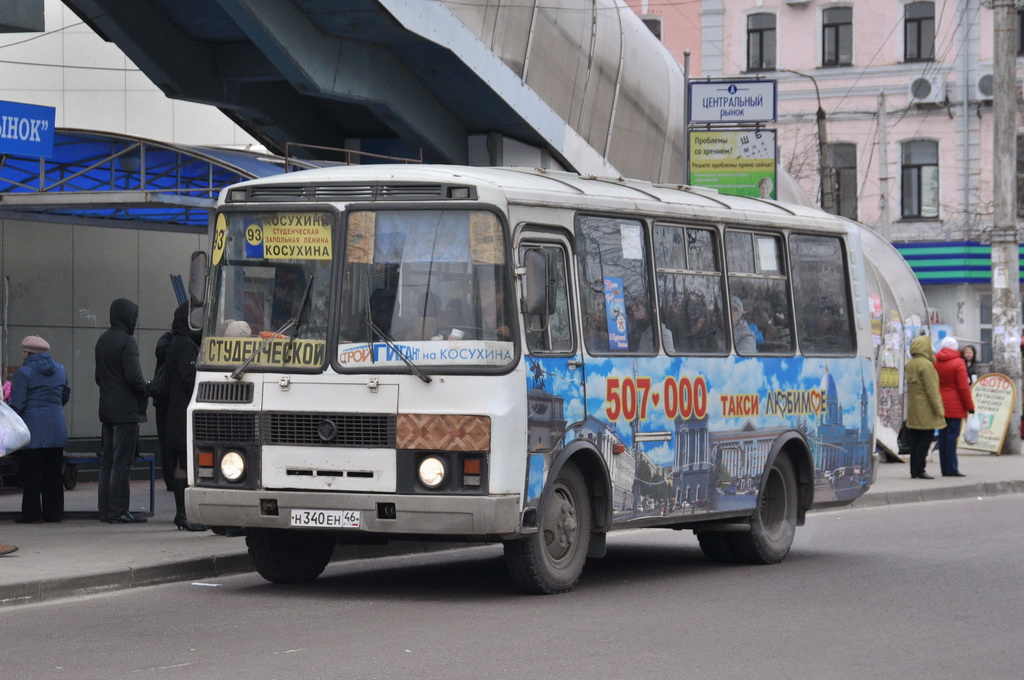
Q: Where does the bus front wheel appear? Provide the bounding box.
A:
[730,454,798,564]
[504,462,591,595]
[247,528,336,583]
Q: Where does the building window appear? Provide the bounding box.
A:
[979,293,992,365]
[641,15,662,42]
[747,13,776,72]
[1018,11,1024,55]
[831,143,858,220]
[905,2,935,62]
[822,7,852,67]
[901,140,938,219]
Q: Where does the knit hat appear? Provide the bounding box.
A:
[21,335,50,353]
[730,296,744,316]
[940,336,959,351]
[225,320,252,337]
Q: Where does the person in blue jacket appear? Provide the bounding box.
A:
[10,335,71,523]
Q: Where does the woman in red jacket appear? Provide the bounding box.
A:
[934,337,974,477]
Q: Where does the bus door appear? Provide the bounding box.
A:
[518,235,586,505]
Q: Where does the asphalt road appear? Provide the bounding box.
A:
[3,495,1022,680]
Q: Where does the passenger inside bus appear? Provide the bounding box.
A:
[482,285,512,341]
[270,268,306,329]
[730,296,757,354]
[397,291,442,340]
[672,294,722,353]
[443,298,471,339]
[628,299,674,353]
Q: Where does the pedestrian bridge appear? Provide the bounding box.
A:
[63,0,686,184]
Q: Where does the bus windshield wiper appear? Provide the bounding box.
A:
[363,288,432,384]
[230,275,314,381]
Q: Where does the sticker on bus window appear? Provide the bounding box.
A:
[337,340,512,367]
[346,212,376,264]
[469,212,504,265]
[620,223,643,260]
[212,214,227,265]
[203,337,327,367]
[603,277,629,350]
[246,214,332,260]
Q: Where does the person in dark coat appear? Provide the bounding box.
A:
[165,302,207,531]
[154,331,174,491]
[960,344,979,384]
[95,298,149,523]
[10,336,70,523]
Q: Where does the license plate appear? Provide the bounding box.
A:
[289,509,361,528]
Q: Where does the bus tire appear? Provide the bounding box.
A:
[730,454,798,565]
[246,528,335,584]
[696,530,738,563]
[504,462,591,594]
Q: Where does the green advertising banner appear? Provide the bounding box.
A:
[688,129,777,199]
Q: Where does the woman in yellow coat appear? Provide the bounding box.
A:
[904,335,946,479]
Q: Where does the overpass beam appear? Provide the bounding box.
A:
[216,0,468,163]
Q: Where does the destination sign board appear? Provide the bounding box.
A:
[689,80,777,125]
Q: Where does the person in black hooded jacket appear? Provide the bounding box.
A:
[95,298,149,523]
[153,331,174,491]
[165,302,207,531]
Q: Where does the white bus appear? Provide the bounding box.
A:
[186,165,876,594]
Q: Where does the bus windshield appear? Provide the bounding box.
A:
[200,210,334,371]
[336,209,515,370]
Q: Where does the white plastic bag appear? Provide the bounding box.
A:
[963,413,981,445]
[0,400,31,455]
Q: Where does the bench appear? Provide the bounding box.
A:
[0,451,156,518]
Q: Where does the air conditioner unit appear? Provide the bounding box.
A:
[908,75,945,105]
[975,72,994,102]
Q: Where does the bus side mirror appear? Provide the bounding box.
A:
[524,248,556,316]
[188,250,209,331]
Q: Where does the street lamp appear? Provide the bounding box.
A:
[781,69,836,214]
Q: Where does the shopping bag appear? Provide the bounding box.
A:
[963,413,981,445]
[0,400,31,455]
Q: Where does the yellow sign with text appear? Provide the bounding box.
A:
[250,214,332,260]
[203,337,327,367]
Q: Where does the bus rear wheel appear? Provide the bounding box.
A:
[696,530,738,563]
[729,454,798,564]
[504,462,591,595]
[247,528,336,583]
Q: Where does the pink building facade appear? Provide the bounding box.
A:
[631,0,1019,364]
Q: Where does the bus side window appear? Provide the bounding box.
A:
[654,224,727,355]
[725,230,794,355]
[521,244,574,353]
[790,234,855,355]
[575,215,652,355]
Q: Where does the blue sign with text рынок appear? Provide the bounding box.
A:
[0,100,56,158]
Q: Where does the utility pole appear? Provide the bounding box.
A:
[986,0,1021,454]
[784,70,835,213]
[876,92,891,238]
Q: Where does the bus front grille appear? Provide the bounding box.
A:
[196,381,254,403]
[193,411,259,444]
[262,413,396,447]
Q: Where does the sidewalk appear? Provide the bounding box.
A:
[2,450,1023,607]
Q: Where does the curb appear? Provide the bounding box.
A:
[0,552,252,607]
[0,541,474,608]
[847,479,1024,510]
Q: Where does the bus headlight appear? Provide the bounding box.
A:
[418,456,446,488]
[221,451,246,481]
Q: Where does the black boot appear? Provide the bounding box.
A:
[172,479,208,532]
